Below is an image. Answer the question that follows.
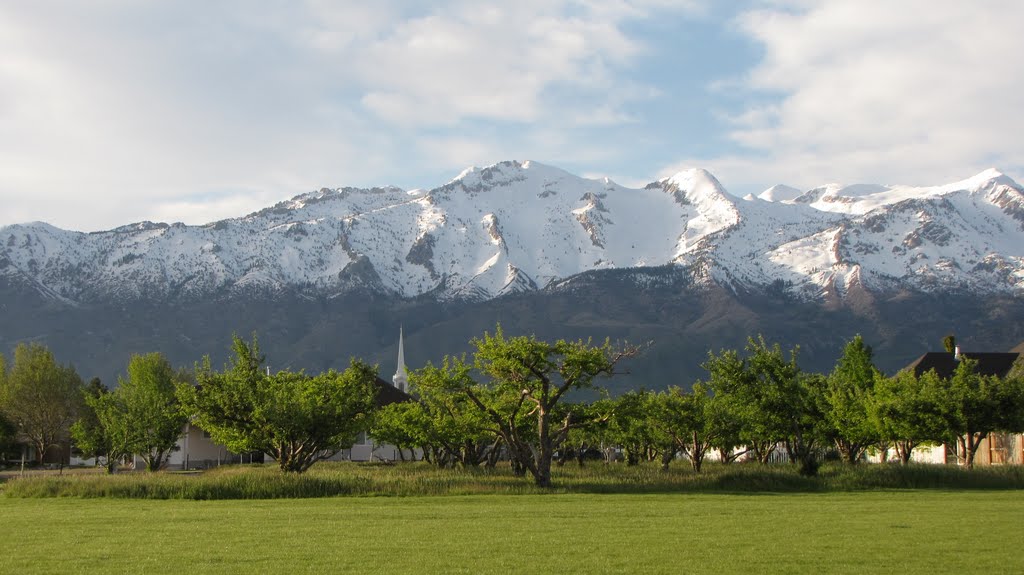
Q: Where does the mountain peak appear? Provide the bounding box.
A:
[758,184,803,202]
[3,162,1023,306]
[658,168,734,209]
[943,168,1019,193]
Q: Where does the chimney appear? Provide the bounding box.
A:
[954,346,961,361]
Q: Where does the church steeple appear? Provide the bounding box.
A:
[392,327,408,393]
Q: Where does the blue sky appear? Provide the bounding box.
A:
[1,1,1021,231]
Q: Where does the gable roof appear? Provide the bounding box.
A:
[373,376,412,407]
[904,352,1020,380]
[1011,341,1024,355]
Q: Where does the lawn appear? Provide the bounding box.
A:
[2,491,1022,574]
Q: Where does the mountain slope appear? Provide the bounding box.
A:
[1,162,1023,305]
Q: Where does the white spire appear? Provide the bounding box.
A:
[392,326,408,393]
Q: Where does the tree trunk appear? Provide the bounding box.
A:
[835,438,864,464]
[556,447,570,467]
[752,441,776,464]
[529,407,554,488]
[33,439,47,467]
[959,432,985,470]
[894,440,916,465]
[688,433,705,473]
[624,447,640,466]
[510,455,526,476]
[535,455,552,488]
[485,438,503,468]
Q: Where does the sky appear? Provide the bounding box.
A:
[1,0,1022,232]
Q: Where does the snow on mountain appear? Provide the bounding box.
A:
[757,184,803,202]
[2,162,1023,303]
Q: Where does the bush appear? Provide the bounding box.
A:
[4,461,1024,500]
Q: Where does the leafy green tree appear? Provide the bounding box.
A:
[868,370,943,464]
[925,359,1024,469]
[0,343,83,464]
[942,335,956,354]
[706,391,746,465]
[604,390,661,466]
[436,327,636,488]
[0,353,12,461]
[93,354,188,472]
[561,402,611,467]
[407,363,506,467]
[704,337,824,475]
[0,410,17,463]
[824,336,881,464]
[70,378,118,472]
[180,335,380,473]
[370,401,430,463]
[652,382,745,472]
[649,386,703,472]
[414,355,537,476]
[1008,357,1024,382]
[788,372,830,475]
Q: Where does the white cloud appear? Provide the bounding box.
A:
[0,1,701,231]
[343,2,650,127]
[681,0,1024,193]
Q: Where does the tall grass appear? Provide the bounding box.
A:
[3,460,1023,499]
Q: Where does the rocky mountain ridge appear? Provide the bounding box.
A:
[2,161,1023,306]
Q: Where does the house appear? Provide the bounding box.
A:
[904,347,1019,381]
[898,344,1022,465]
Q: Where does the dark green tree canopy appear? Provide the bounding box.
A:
[824,335,882,464]
[179,335,381,473]
[0,343,83,464]
[70,378,113,470]
[925,358,1024,468]
[430,326,636,487]
[943,335,956,354]
[91,353,189,472]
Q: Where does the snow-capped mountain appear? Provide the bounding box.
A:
[2,161,1023,304]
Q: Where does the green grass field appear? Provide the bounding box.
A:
[2,491,1023,574]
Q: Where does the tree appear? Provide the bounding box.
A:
[925,359,1024,469]
[868,370,943,464]
[650,384,726,473]
[179,335,380,473]
[703,347,777,462]
[561,402,611,468]
[93,354,189,472]
[70,378,118,472]
[704,337,824,475]
[823,336,881,464]
[0,411,17,463]
[0,343,83,465]
[370,401,430,463]
[942,335,956,354]
[438,327,636,488]
[1008,357,1024,382]
[0,353,13,461]
[397,364,506,468]
[604,390,660,467]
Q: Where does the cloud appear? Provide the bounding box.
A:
[334,2,667,127]
[0,1,702,231]
[677,0,1024,193]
